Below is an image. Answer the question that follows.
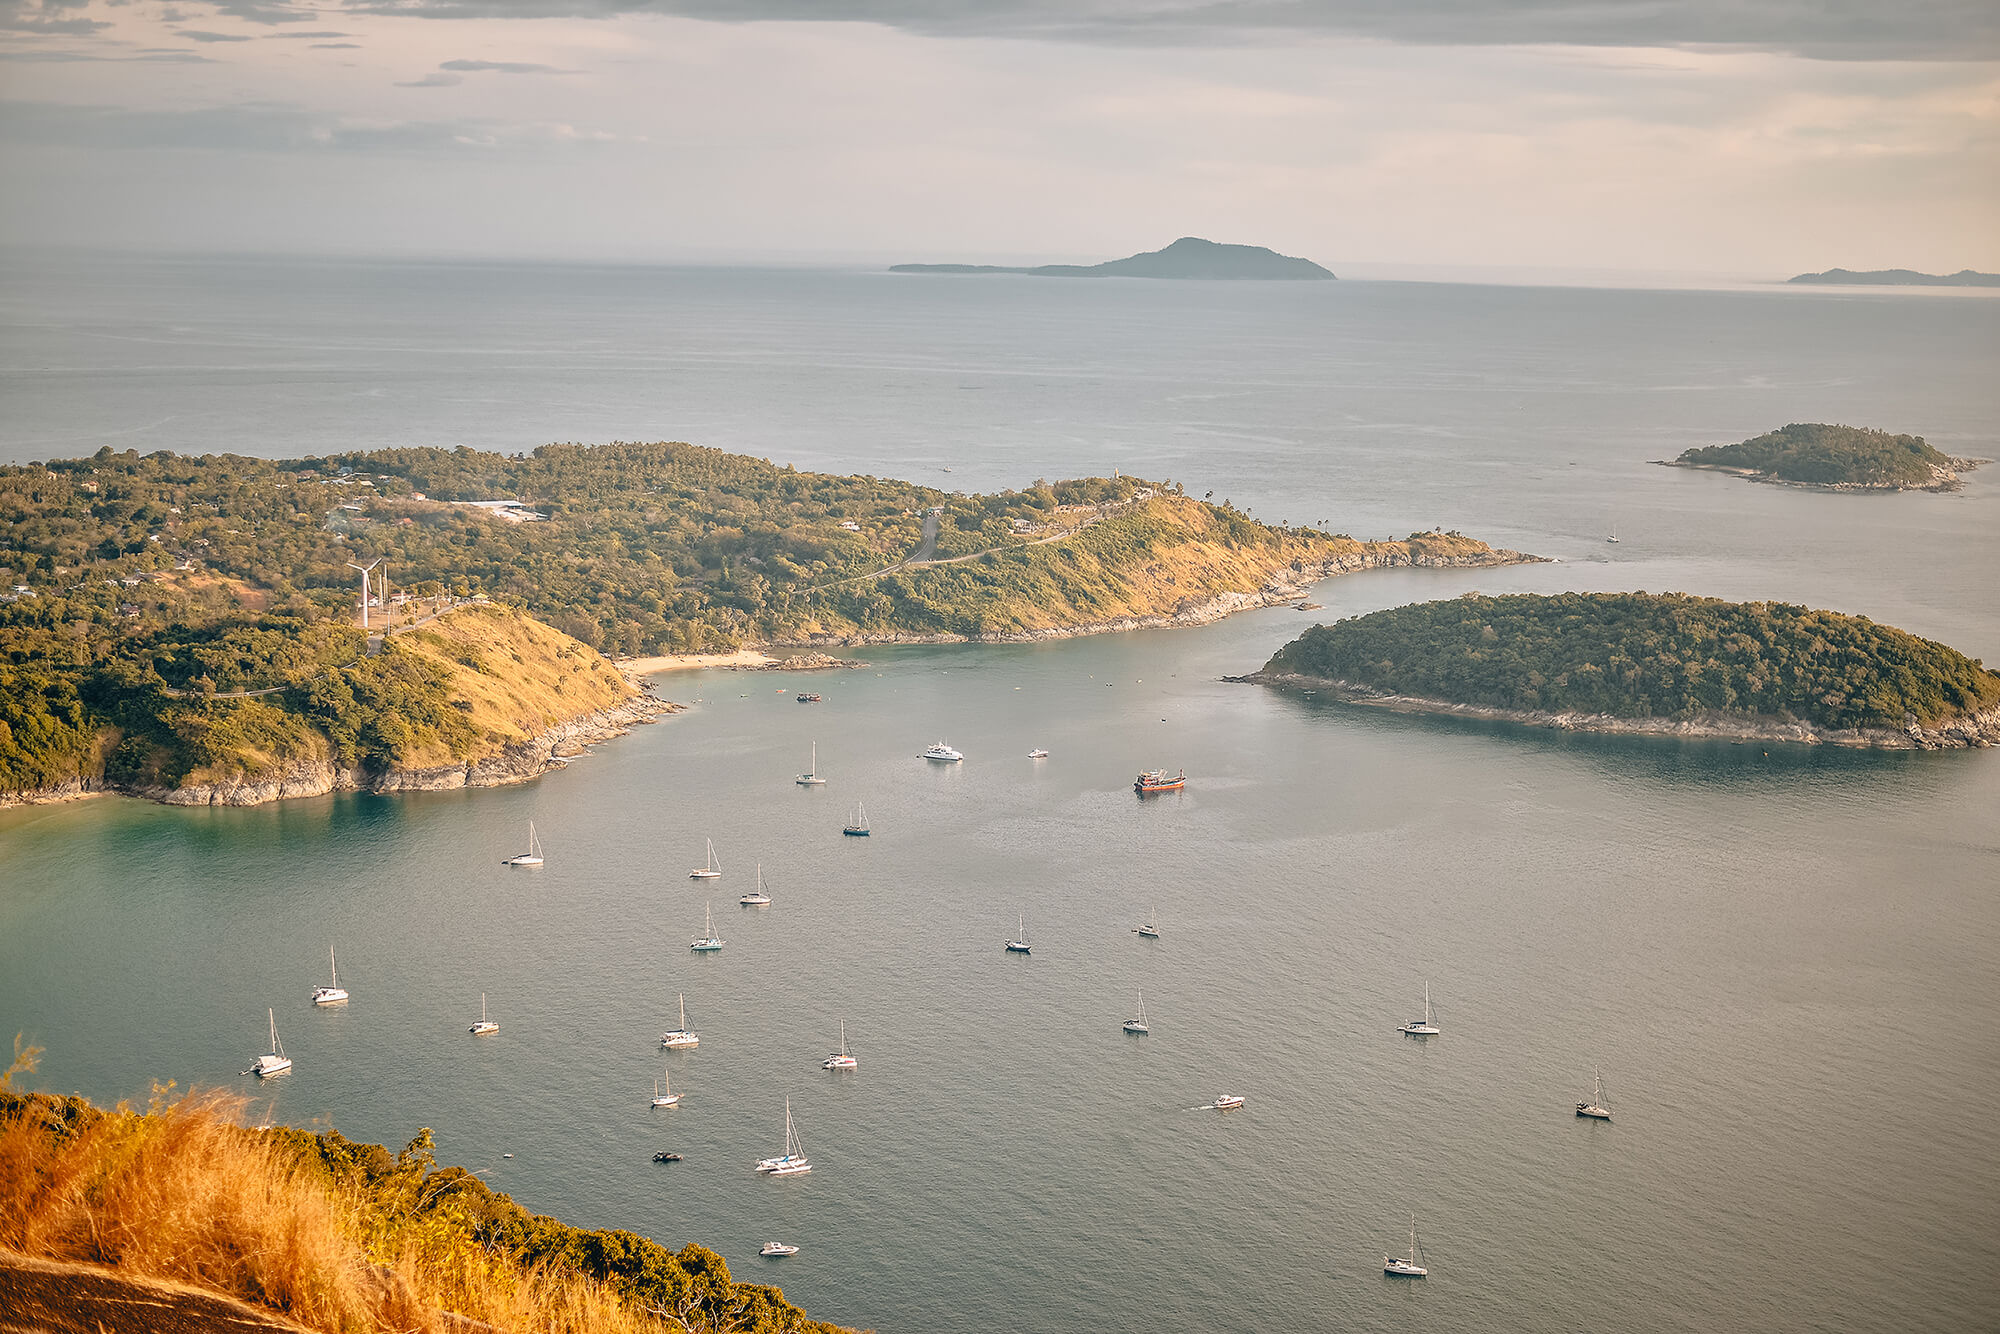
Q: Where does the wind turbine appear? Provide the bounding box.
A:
[345,559,382,629]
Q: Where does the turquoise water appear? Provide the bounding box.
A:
[2,258,1999,1331]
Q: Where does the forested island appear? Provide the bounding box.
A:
[891,236,1334,279]
[0,442,1531,804]
[1242,592,2000,749]
[1787,268,2000,287]
[1662,423,1982,491]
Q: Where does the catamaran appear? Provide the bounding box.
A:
[469,993,498,1036]
[822,1019,857,1070]
[311,945,348,1005]
[501,821,544,867]
[1122,988,1150,1035]
[796,741,826,786]
[843,801,870,836]
[1004,913,1031,954]
[1384,1217,1429,1277]
[1134,911,1160,940]
[249,1008,291,1077]
[921,741,963,762]
[739,864,772,906]
[1398,984,1440,1036]
[754,1098,812,1175]
[689,839,722,880]
[691,902,724,952]
[650,1064,680,1108]
[661,993,699,1048]
[1576,1066,1611,1120]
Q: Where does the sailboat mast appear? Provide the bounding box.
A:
[330,945,337,987]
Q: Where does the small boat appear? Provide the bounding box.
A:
[250,1008,291,1077]
[1211,1094,1245,1110]
[1122,988,1150,1035]
[1398,984,1440,1036]
[661,993,699,1048]
[1134,910,1160,940]
[754,1098,812,1176]
[739,863,772,906]
[796,692,821,703]
[501,820,544,867]
[650,1066,680,1108]
[822,1018,857,1070]
[920,741,963,762]
[1384,1217,1429,1277]
[1576,1066,1612,1120]
[1004,913,1031,954]
[1028,748,1049,759]
[652,1151,681,1163]
[1134,768,1186,795]
[689,838,722,880]
[796,741,826,786]
[691,902,724,952]
[311,944,348,1006]
[843,800,870,836]
[469,992,498,1036]
[760,1242,800,1257]
[1607,529,1621,544]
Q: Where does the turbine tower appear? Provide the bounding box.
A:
[345,559,382,630]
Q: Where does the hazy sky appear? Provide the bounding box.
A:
[1,0,1995,272]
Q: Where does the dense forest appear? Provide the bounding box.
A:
[1670,423,1960,487]
[1263,592,2000,731]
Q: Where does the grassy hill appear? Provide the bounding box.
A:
[1666,423,1971,490]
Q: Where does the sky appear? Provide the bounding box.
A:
[0,0,1995,273]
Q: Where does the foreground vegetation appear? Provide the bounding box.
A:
[1262,592,2000,732]
[0,1056,853,1334]
[1667,423,1968,489]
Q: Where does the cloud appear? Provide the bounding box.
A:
[207,0,321,23]
[309,39,359,46]
[0,0,106,34]
[395,70,461,85]
[0,44,215,58]
[0,97,522,149]
[269,29,354,36]
[177,27,252,39]
[438,57,567,73]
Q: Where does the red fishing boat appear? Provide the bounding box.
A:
[1134,768,1186,795]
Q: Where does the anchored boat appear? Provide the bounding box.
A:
[1134,768,1185,795]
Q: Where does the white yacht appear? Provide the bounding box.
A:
[650,1065,680,1108]
[796,741,826,786]
[469,992,499,1036]
[1398,984,1441,1036]
[920,741,963,762]
[691,902,724,952]
[661,993,699,1048]
[760,1242,799,1257]
[739,864,772,906]
[754,1098,812,1176]
[1133,911,1160,940]
[1384,1217,1429,1277]
[249,1008,291,1077]
[311,945,348,1006]
[1576,1067,1612,1120]
[1028,748,1049,759]
[689,838,722,880]
[501,821,544,867]
[1122,989,1150,1035]
[1004,913,1031,954]
[1211,1094,1245,1110]
[822,1019,857,1070]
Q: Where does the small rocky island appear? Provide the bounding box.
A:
[1237,592,2000,749]
[891,236,1334,280]
[1788,268,2000,287]
[1661,423,1982,492]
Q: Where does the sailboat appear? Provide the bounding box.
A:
[691,902,724,952]
[1122,988,1150,1034]
[843,801,870,836]
[250,1008,291,1077]
[1384,1217,1429,1277]
[501,821,544,867]
[689,838,722,879]
[1397,985,1440,1036]
[469,992,498,1036]
[754,1098,812,1175]
[650,1063,680,1108]
[1133,910,1160,940]
[822,1019,857,1069]
[1004,913,1031,954]
[796,741,826,786]
[1606,527,1621,544]
[1576,1066,1611,1120]
[739,864,772,906]
[661,993,699,1048]
[311,945,348,1005]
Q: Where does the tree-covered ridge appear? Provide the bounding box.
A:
[1671,423,1958,487]
[1264,592,2000,731]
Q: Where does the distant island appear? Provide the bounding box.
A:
[1660,422,1982,492]
[891,236,1335,280]
[1787,268,2000,287]
[1238,592,2000,749]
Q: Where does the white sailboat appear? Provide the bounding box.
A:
[754,1098,812,1175]
[661,993,699,1048]
[822,1019,856,1070]
[689,838,722,880]
[650,1063,680,1108]
[1133,910,1160,940]
[1122,988,1150,1035]
[1004,913,1031,954]
[843,801,870,836]
[796,741,826,786]
[1576,1066,1611,1120]
[469,992,498,1036]
[311,945,348,1005]
[691,902,724,952]
[249,1008,291,1077]
[501,821,544,867]
[739,864,772,906]
[1384,1217,1429,1277]
[1398,984,1440,1036]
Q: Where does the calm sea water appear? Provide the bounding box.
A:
[1,254,1998,1333]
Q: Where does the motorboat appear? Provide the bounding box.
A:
[661,993,699,1048]
[1384,1217,1429,1277]
[1134,768,1186,794]
[689,838,722,879]
[822,1019,857,1070]
[796,741,826,786]
[1398,985,1441,1036]
[921,741,963,762]
[652,1151,681,1163]
[1004,913,1031,954]
[311,945,348,1005]
[691,902,724,952]
[501,821,544,867]
[1028,748,1049,759]
[249,1008,291,1077]
[1122,989,1150,1035]
[760,1242,800,1257]
[1211,1094,1245,1110]
[469,992,499,1036]
[796,692,821,703]
[1576,1067,1612,1120]
[739,864,772,906]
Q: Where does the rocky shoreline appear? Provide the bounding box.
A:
[1656,455,1986,493]
[1234,670,2000,750]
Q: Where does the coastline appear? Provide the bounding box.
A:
[1235,670,2000,750]
[1656,455,1985,493]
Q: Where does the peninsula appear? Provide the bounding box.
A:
[1787,268,2000,287]
[891,236,1335,280]
[1661,423,1982,491]
[1239,592,2000,749]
